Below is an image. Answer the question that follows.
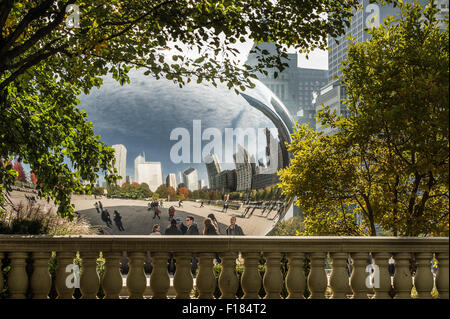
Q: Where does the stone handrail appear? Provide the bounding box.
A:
[0,235,448,299]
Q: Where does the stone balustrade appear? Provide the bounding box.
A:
[0,235,448,299]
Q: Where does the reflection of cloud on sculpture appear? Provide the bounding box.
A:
[78,69,284,184]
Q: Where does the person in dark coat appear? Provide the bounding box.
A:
[225,216,244,235]
[113,210,125,231]
[175,217,188,235]
[165,218,182,235]
[185,216,199,235]
[203,218,218,235]
[164,219,181,274]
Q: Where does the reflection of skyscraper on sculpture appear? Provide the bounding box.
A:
[183,167,199,191]
[112,144,127,186]
[166,173,177,189]
[134,153,163,192]
[252,128,282,189]
[176,171,183,186]
[234,144,255,191]
[198,179,206,190]
[204,153,222,190]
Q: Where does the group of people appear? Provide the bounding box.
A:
[148,200,164,219]
[149,214,244,275]
[150,215,244,236]
[94,201,125,231]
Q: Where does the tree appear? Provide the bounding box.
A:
[155,184,168,199]
[138,183,152,198]
[0,0,358,218]
[278,1,449,237]
[268,217,305,236]
[30,172,38,185]
[177,186,189,200]
[167,186,176,200]
[12,160,26,183]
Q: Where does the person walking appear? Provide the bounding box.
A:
[225,217,244,235]
[94,202,101,214]
[150,224,161,235]
[153,206,161,220]
[113,210,125,231]
[203,218,219,235]
[185,216,199,235]
[168,206,175,221]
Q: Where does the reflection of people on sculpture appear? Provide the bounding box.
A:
[101,209,112,228]
[114,210,125,231]
[94,202,101,214]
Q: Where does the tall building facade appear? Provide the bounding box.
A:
[234,144,254,191]
[198,179,206,190]
[204,153,222,190]
[183,167,199,191]
[166,173,177,189]
[134,153,163,192]
[216,170,237,193]
[252,128,283,189]
[111,144,127,186]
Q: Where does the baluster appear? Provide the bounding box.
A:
[218,252,238,299]
[55,251,75,299]
[330,252,350,299]
[350,252,369,299]
[393,252,412,299]
[307,252,327,299]
[197,253,216,299]
[241,252,261,299]
[150,252,170,299]
[0,252,3,293]
[414,253,433,299]
[102,252,123,299]
[436,252,449,299]
[79,251,99,299]
[286,252,306,299]
[174,252,193,299]
[8,252,29,299]
[127,252,147,299]
[263,252,283,299]
[30,252,51,299]
[373,252,392,299]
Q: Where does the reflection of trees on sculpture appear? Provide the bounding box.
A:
[278,2,449,237]
[12,160,26,183]
[0,0,358,218]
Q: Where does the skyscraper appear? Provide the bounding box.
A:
[233,144,254,191]
[204,153,222,190]
[134,153,163,192]
[183,167,199,191]
[111,144,127,186]
[245,42,328,129]
[166,173,177,189]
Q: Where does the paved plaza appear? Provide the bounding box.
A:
[6,191,280,235]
